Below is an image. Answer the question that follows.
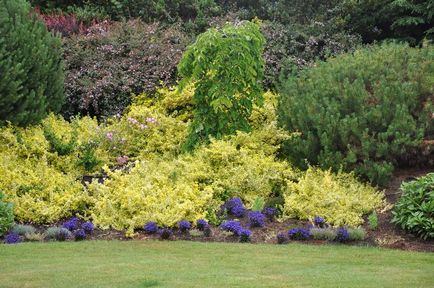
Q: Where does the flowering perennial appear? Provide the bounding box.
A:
[288,228,310,240]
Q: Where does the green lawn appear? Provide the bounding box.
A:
[0,241,433,288]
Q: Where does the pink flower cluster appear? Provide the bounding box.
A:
[127,116,157,130]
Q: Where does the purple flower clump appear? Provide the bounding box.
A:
[314,216,326,227]
[144,222,158,234]
[277,232,288,244]
[248,211,266,228]
[263,207,277,220]
[239,229,252,243]
[336,227,350,242]
[159,228,173,240]
[220,220,243,236]
[82,222,95,234]
[5,233,21,244]
[63,217,79,231]
[196,219,208,231]
[223,197,245,217]
[288,228,310,240]
[74,229,86,241]
[178,220,191,232]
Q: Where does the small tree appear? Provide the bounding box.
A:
[0,0,64,127]
[178,20,265,150]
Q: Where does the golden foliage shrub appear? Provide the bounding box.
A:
[282,168,384,226]
[89,159,214,236]
[0,152,88,223]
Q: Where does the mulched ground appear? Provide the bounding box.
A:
[14,168,434,252]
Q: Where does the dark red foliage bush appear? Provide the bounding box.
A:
[34,8,86,36]
[61,19,190,119]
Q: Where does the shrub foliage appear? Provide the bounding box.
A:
[0,0,64,127]
[178,20,265,150]
[282,168,384,227]
[278,43,434,186]
[392,173,434,239]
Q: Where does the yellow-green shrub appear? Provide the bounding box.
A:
[0,152,88,223]
[282,168,384,226]
[89,158,213,236]
[194,138,296,206]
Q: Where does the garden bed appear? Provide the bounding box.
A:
[10,168,433,252]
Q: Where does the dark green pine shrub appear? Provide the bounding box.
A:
[392,173,434,240]
[278,43,434,186]
[0,0,64,127]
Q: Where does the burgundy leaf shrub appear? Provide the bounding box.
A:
[62,19,190,119]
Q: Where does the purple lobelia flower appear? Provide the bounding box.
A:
[196,219,208,231]
[178,220,192,232]
[63,217,79,231]
[263,207,277,220]
[314,216,326,227]
[288,228,310,240]
[248,211,266,228]
[223,197,246,217]
[336,227,350,242]
[239,229,252,243]
[82,222,95,234]
[144,222,158,234]
[220,220,243,236]
[4,233,21,244]
[74,229,86,241]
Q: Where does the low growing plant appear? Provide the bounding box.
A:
[336,227,350,242]
[45,227,72,241]
[392,173,434,239]
[287,228,310,240]
[144,222,159,234]
[368,211,379,230]
[12,224,36,236]
[0,192,14,237]
[178,220,192,232]
[248,211,266,228]
[310,228,337,241]
[24,232,44,242]
[239,229,252,243]
[348,228,367,241]
[4,233,21,244]
[220,220,243,236]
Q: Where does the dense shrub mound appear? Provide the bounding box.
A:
[0,0,64,127]
[62,20,190,119]
[392,173,434,239]
[278,43,434,186]
[282,168,384,227]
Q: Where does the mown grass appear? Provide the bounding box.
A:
[0,241,433,288]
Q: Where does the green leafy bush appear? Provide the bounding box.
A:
[392,173,434,239]
[368,211,379,230]
[178,20,265,150]
[278,43,434,186]
[335,0,434,44]
[0,0,64,127]
[0,192,14,237]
